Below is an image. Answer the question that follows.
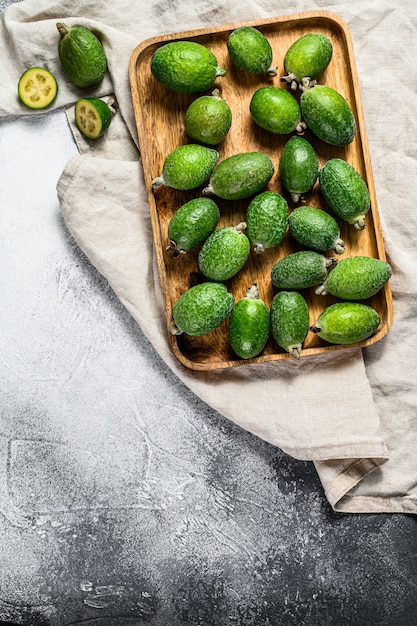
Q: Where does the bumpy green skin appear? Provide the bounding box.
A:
[289,205,344,254]
[250,87,302,135]
[227,26,276,75]
[203,152,274,200]
[151,41,226,94]
[319,158,370,229]
[270,250,336,289]
[316,256,392,300]
[185,93,232,145]
[300,85,356,146]
[282,33,333,86]
[172,282,234,336]
[246,191,289,253]
[152,144,218,190]
[270,291,310,358]
[57,23,107,88]
[310,302,380,345]
[198,224,250,281]
[228,285,270,359]
[279,136,319,202]
[167,198,220,253]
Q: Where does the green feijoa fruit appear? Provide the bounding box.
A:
[198,222,250,281]
[184,90,232,145]
[152,144,218,190]
[289,205,345,254]
[319,158,370,230]
[57,23,107,88]
[310,302,380,345]
[167,198,220,255]
[300,85,356,146]
[171,282,234,336]
[270,250,337,290]
[315,256,392,300]
[270,290,310,358]
[150,41,226,94]
[281,33,333,90]
[246,191,289,253]
[75,97,113,139]
[203,151,274,200]
[227,26,277,76]
[228,284,270,359]
[279,136,319,203]
[250,86,305,135]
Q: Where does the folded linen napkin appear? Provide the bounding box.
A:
[2,0,416,514]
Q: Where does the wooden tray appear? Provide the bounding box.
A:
[129,10,393,370]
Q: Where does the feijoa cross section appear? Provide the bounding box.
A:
[18,67,58,109]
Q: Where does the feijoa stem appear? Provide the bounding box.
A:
[246,283,260,299]
[169,320,183,335]
[288,344,302,358]
[151,176,165,189]
[56,22,70,38]
[267,65,278,77]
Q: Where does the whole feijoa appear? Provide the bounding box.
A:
[310,302,380,345]
[319,158,370,230]
[315,256,392,300]
[270,250,337,290]
[245,191,289,253]
[150,41,226,94]
[171,282,234,336]
[57,22,107,88]
[250,86,305,135]
[300,85,356,145]
[281,33,333,90]
[228,284,270,359]
[152,144,218,190]
[289,205,345,254]
[184,90,232,145]
[198,222,250,281]
[227,26,277,76]
[270,291,310,358]
[279,136,319,203]
[167,197,220,255]
[203,151,274,200]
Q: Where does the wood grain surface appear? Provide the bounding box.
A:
[129,10,393,370]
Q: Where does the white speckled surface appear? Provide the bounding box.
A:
[1,1,417,624]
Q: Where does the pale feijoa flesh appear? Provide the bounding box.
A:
[57,23,107,88]
[270,290,310,358]
[310,302,380,345]
[167,197,220,255]
[18,67,58,109]
[319,158,370,229]
[270,250,337,290]
[245,191,289,253]
[279,135,319,203]
[250,86,304,135]
[171,282,234,336]
[315,256,392,300]
[300,85,356,146]
[228,284,270,359]
[184,90,232,145]
[152,144,218,190]
[203,151,274,200]
[227,26,277,76]
[288,205,345,254]
[75,97,113,139]
[198,222,250,281]
[150,41,226,94]
[281,33,333,90]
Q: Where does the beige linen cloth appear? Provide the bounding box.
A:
[1,0,416,514]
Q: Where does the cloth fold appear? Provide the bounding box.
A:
[2,0,417,514]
